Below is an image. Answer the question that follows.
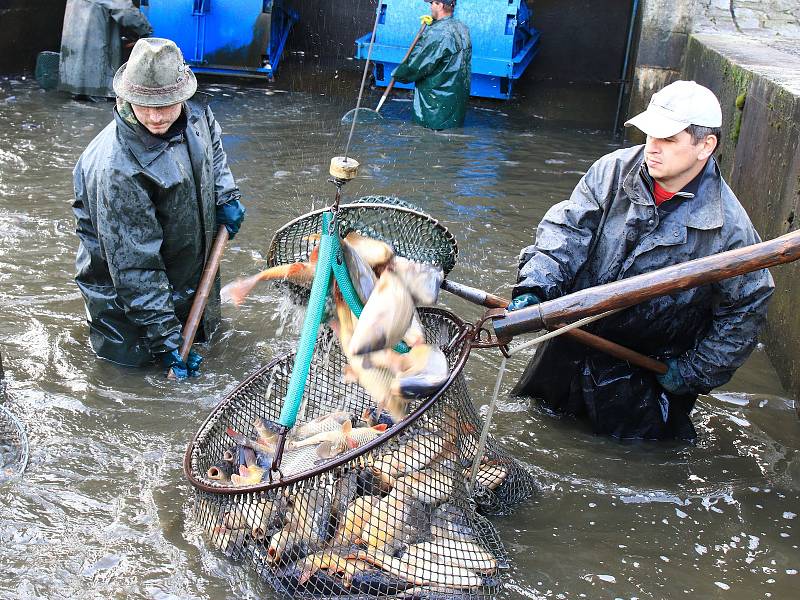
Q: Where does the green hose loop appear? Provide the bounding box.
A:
[277,211,336,428]
[330,235,364,316]
[279,210,415,429]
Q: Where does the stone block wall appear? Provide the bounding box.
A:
[681,34,800,399]
[627,0,698,143]
[696,0,800,37]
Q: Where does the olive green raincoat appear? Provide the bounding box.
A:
[72,98,240,366]
[392,16,471,130]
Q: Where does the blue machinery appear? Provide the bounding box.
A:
[140,0,298,79]
[355,0,540,100]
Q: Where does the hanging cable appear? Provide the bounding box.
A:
[344,5,382,161]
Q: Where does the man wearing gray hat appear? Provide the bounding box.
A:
[72,38,246,378]
[508,81,774,441]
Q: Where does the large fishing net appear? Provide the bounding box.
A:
[185,308,537,598]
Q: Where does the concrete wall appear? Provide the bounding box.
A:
[0,0,66,74]
[627,0,697,143]
[627,0,800,134]
[682,34,800,400]
[285,0,377,61]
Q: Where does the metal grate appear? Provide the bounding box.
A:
[184,309,536,598]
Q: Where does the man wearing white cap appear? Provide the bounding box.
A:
[71,38,246,378]
[508,81,774,441]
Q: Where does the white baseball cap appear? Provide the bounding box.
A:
[625,80,722,138]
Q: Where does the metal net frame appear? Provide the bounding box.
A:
[185,308,536,599]
[267,201,459,276]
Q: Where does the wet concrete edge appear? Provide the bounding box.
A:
[683,32,800,405]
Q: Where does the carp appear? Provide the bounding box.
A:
[349,270,415,356]
[389,255,444,306]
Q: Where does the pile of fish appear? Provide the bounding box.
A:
[207,410,389,484]
[197,405,508,598]
[223,231,450,425]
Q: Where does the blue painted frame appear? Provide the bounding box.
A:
[354,0,540,100]
[140,0,298,79]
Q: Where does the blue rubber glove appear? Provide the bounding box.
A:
[507,292,541,312]
[160,349,189,379]
[159,348,202,379]
[186,349,203,376]
[656,358,689,394]
[216,198,246,239]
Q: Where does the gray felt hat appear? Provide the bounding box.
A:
[113,38,197,107]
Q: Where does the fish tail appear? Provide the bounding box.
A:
[221,273,264,306]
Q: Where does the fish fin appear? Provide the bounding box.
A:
[342,366,358,384]
[342,419,352,434]
[346,436,359,449]
[317,441,337,459]
[372,423,389,432]
[220,273,261,306]
[226,427,246,444]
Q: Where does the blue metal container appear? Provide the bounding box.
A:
[355,0,540,100]
[140,0,298,79]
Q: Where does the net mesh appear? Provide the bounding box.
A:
[34,51,60,91]
[185,309,536,598]
[267,200,458,276]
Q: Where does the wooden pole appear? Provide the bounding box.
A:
[441,279,668,375]
[493,228,800,340]
[168,225,228,378]
[375,21,428,113]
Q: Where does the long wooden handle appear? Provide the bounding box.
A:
[375,22,428,113]
[168,225,228,378]
[494,228,800,340]
[440,280,668,374]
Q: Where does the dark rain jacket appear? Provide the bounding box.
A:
[392,16,471,130]
[512,145,774,441]
[72,98,240,366]
[59,0,152,98]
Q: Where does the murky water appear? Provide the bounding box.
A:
[0,69,798,599]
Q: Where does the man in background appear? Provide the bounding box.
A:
[392,0,471,130]
[59,0,152,100]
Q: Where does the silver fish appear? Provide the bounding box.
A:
[404,538,498,575]
[342,232,394,270]
[349,270,415,356]
[291,411,352,442]
[351,549,483,589]
[341,237,377,305]
[266,488,332,562]
[390,256,444,306]
[394,465,456,506]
